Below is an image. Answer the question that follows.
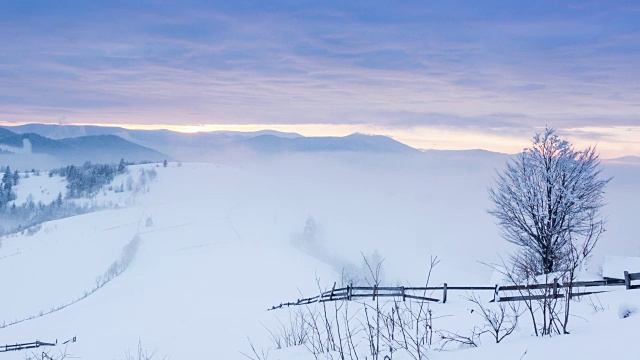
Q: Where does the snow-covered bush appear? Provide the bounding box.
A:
[617,303,638,319]
[340,251,386,287]
[24,223,42,237]
[99,235,141,287]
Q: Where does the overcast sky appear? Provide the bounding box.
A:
[1,1,639,156]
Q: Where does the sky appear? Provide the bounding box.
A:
[0,0,639,156]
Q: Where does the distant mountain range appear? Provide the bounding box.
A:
[605,155,640,165]
[236,133,418,154]
[0,127,167,165]
[5,123,303,141]
[2,124,420,163]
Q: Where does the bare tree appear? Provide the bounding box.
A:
[489,127,610,334]
[489,127,610,275]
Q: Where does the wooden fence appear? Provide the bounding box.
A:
[269,272,639,310]
[624,271,640,290]
[0,340,57,353]
[0,337,76,354]
[493,277,626,302]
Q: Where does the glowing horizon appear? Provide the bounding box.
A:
[1,120,637,159]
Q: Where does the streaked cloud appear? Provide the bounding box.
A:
[0,1,638,155]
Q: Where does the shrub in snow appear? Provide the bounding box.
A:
[97,235,141,288]
[464,293,520,344]
[147,167,157,182]
[617,303,638,319]
[25,223,42,237]
[120,340,166,360]
[126,175,134,191]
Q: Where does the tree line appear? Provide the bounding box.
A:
[48,159,128,198]
[0,166,19,209]
[0,159,152,236]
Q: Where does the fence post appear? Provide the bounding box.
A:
[330,282,336,300]
[401,286,406,302]
[373,285,377,300]
[442,283,448,303]
[625,271,631,290]
[493,284,500,302]
[553,278,558,298]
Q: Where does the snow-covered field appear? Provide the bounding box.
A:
[0,153,639,359]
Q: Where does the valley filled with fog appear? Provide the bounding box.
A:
[0,135,639,359]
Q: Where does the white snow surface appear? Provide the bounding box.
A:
[0,154,638,359]
[11,172,67,205]
[603,256,640,279]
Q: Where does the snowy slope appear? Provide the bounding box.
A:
[11,172,67,205]
[0,154,638,359]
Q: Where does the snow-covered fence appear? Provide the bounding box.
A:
[270,272,640,310]
[269,283,495,310]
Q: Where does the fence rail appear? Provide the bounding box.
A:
[269,271,640,310]
[0,341,56,353]
[0,337,76,354]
